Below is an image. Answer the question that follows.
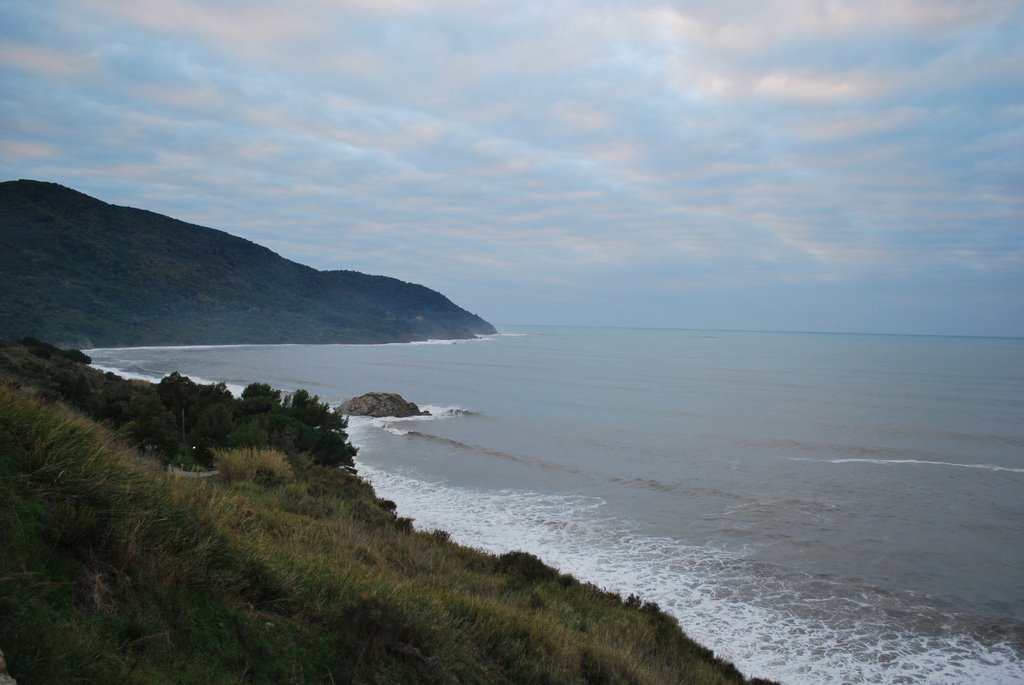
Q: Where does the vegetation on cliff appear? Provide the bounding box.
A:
[0,340,776,684]
[0,180,496,347]
[0,338,356,472]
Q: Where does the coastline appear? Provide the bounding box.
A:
[82,336,1024,684]
[0,342,771,684]
[84,333,504,352]
[81,353,778,681]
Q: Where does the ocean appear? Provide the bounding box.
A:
[88,327,1024,684]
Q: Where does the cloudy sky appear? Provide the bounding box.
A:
[2,1,1022,336]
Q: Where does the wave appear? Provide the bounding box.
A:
[393,427,585,476]
[793,457,1024,474]
[403,430,522,461]
[383,335,501,346]
[608,476,680,493]
[90,364,247,397]
[90,364,166,384]
[347,405,476,426]
[347,407,588,478]
[380,423,410,437]
[345,402,477,444]
[90,335,506,353]
[88,343,276,352]
[357,464,1024,685]
[419,404,478,417]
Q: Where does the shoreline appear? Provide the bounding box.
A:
[83,332,504,353]
[350,426,1024,685]
[0,346,772,684]
[82,341,1024,684]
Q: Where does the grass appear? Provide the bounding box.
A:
[213,447,293,484]
[0,380,776,684]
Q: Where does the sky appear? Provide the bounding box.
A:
[2,1,1022,337]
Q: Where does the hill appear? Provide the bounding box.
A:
[0,180,496,347]
[0,340,776,685]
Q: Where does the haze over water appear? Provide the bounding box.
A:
[90,327,1024,683]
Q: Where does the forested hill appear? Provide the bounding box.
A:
[0,180,497,347]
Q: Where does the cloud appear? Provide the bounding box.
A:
[80,0,322,54]
[1,0,1022,335]
[0,41,91,78]
[752,70,885,101]
[0,139,56,159]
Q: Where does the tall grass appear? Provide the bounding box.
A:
[213,446,293,484]
[0,382,774,684]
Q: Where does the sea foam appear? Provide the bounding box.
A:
[357,460,1024,685]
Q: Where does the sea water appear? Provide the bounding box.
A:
[88,327,1024,684]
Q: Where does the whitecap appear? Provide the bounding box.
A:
[792,457,1024,474]
[89,364,246,397]
[355,463,1024,685]
[90,364,166,384]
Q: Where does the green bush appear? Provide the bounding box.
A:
[228,420,269,448]
[496,550,560,583]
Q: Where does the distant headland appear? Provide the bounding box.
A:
[0,179,496,348]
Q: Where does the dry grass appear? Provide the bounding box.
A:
[213,446,293,484]
[1,382,770,685]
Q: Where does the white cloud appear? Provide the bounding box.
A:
[1,0,1022,335]
[0,41,92,77]
[0,139,57,158]
[753,71,884,101]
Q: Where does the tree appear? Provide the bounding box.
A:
[192,403,234,461]
[157,372,200,429]
[228,421,269,448]
[157,372,233,439]
[126,391,179,458]
[284,389,343,430]
[238,383,282,416]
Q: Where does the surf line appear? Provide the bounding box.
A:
[791,457,1024,474]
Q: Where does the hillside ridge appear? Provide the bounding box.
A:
[0,180,496,347]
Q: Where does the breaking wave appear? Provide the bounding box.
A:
[357,463,1024,685]
[792,457,1024,474]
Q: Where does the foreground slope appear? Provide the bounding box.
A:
[0,341,776,685]
[0,180,496,347]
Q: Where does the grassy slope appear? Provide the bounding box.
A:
[0,351,777,685]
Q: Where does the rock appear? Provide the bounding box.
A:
[339,392,430,418]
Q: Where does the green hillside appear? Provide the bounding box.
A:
[0,180,496,347]
[0,341,776,685]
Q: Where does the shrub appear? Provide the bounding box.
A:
[213,447,293,485]
[17,336,91,364]
[278,482,332,517]
[495,551,559,584]
[228,420,269,448]
[193,403,234,460]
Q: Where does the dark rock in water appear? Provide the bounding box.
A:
[339,392,430,418]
